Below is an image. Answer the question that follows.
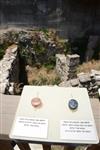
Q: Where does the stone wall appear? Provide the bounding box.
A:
[56,54,80,80]
[56,54,100,96]
[0,44,19,94]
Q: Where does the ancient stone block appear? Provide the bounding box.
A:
[70,78,79,87]
[66,54,80,67]
[0,44,19,94]
[78,73,91,83]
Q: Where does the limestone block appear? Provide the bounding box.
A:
[59,80,71,87]
[56,54,67,79]
[0,82,9,94]
[66,65,77,72]
[67,73,77,79]
[56,54,66,65]
[8,82,14,95]
[70,78,79,87]
[0,44,19,94]
[95,76,100,81]
[78,73,91,83]
[96,81,100,86]
[0,72,9,83]
[91,69,100,76]
[66,54,80,67]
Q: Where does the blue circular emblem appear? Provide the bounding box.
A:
[68,99,78,110]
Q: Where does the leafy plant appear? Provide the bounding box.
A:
[51,76,61,85]
[44,63,55,70]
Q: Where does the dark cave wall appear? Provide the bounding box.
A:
[62,0,100,38]
[0,0,100,38]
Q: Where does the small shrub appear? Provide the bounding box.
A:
[31,74,61,86]
[77,60,100,73]
[32,75,49,85]
[44,63,55,70]
[51,76,61,85]
[18,29,70,67]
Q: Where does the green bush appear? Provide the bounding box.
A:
[19,29,70,67]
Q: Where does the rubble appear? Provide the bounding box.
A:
[56,54,100,97]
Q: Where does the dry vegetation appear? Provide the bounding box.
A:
[77,59,100,73]
[26,65,61,85]
[26,59,100,86]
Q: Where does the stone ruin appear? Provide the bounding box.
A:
[0,46,100,97]
[0,44,19,94]
[56,54,80,81]
[0,28,100,97]
[0,28,63,95]
[56,54,100,97]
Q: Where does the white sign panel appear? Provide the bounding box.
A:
[12,117,48,139]
[9,86,99,144]
[60,120,96,141]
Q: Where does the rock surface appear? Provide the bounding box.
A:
[56,54,100,97]
[85,36,100,61]
[0,44,19,94]
[56,54,80,80]
[0,0,100,39]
